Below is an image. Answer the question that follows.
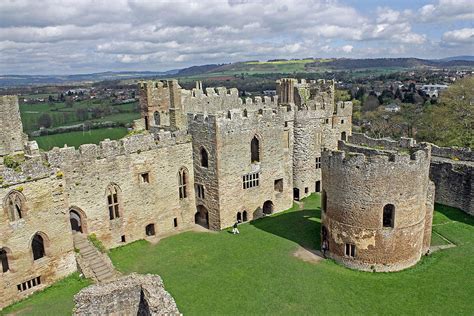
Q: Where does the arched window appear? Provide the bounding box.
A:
[145,224,155,236]
[4,190,26,221]
[154,111,160,126]
[32,233,45,260]
[341,131,347,141]
[178,168,188,199]
[251,136,260,163]
[383,204,395,228]
[106,184,121,220]
[200,148,209,168]
[0,248,9,273]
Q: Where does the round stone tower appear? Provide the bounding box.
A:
[321,142,435,272]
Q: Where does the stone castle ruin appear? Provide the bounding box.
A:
[0,78,471,309]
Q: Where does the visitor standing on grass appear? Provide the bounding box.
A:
[322,239,328,258]
[232,221,240,234]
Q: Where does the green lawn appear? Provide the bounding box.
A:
[2,197,472,315]
[33,127,129,150]
[0,273,91,316]
[108,195,474,315]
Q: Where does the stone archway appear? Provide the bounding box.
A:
[195,205,209,229]
[69,208,87,234]
[263,200,274,215]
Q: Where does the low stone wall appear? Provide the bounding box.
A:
[73,273,180,316]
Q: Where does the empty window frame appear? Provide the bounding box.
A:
[315,157,321,169]
[243,172,260,189]
[107,184,121,220]
[274,179,283,192]
[140,172,150,183]
[178,168,188,199]
[345,243,356,258]
[196,184,205,199]
[383,204,395,228]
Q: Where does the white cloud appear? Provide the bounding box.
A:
[0,0,467,74]
[419,0,474,22]
[442,28,474,44]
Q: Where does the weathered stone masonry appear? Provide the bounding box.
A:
[321,140,434,272]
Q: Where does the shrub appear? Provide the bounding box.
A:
[87,234,108,253]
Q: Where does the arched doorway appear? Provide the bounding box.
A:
[263,200,274,215]
[237,212,242,222]
[69,208,87,233]
[154,111,160,126]
[242,211,248,222]
[195,205,209,228]
[341,131,347,141]
[293,188,300,201]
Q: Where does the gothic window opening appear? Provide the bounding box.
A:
[32,234,45,261]
[5,191,26,221]
[178,168,188,199]
[251,136,260,163]
[196,184,205,199]
[383,204,395,228]
[341,131,347,141]
[200,148,209,168]
[0,249,9,273]
[107,184,121,220]
[154,111,160,126]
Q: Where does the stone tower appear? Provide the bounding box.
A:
[0,95,25,156]
[138,80,186,130]
[321,141,434,272]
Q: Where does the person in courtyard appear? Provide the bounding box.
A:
[322,239,328,258]
[232,221,240,234]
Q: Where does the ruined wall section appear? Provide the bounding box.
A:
[321,142,433,272]
[349,133,473,215]
[0,175,76,309]
[45,131,196,248]
[73,274,180,315]
[0,96,27,156]
[215,107,294,229]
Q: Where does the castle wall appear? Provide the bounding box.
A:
[349,133,473,215]
[321,142,433,271]
[215,108,294,229]
[0,177,76,309]
[0,96,26,156]
[45,132,196,248]
[187,114,222,230]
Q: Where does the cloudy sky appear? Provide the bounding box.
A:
[0,0,473,75]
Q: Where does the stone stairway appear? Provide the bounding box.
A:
[73,233,116,283]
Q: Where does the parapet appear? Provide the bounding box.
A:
[325,140,431,169]
[348,133,416,150]
[431,144,473,161]
[45,131,191,168]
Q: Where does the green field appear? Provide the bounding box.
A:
[108,196,474,315]
[33,127,129,150]
[2,196,473,315]
[1,273,91,316]
[19,99,139,133]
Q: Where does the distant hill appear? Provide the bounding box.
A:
[305,58,474,70]
[0,70,179,87]
[1,57,473,87]
[439,56,474,62]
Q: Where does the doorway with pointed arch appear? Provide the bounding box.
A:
[195,205,209,229]
[69,207,87,234]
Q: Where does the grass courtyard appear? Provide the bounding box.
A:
[2,195,473,315]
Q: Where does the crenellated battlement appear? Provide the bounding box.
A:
[45,130,191,168]
[348,133,416,150]
[324,141,431,169]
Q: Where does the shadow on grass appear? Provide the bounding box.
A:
[435,203,474,226]
[250,206,322,250]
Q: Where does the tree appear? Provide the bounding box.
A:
[363,95,380,112]
[417,77,473,147]
[37,113,52,128]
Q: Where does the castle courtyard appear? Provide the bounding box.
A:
[3,194,473,315]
